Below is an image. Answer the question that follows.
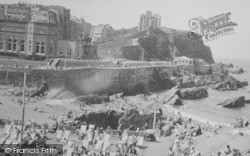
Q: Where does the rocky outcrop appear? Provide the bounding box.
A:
[30,81,49,97]
[217,96,245,108]
[167,95,183,106]
[75,110,123,129]
[181,87,208,99]
[75,109,160,130]
[118,109,161,130]
[134,28,214,63]
[228,67,244,74]
[97,27,214,63]
[211,76,248,91]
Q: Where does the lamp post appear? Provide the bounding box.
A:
[20,71,27,145]
[153,108,157,130]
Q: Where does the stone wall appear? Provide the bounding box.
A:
[0,65,176,95]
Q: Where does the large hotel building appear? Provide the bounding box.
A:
[0,2,95,59]
[138,11,161,31]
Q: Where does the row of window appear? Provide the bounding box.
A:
[35,42,54,55]
[0,38,25,52]
[0,38,54,55]
[1,25,25,33]
[59,48,72,56]
[36,28,46,34]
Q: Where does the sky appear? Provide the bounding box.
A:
[1,0,250,60]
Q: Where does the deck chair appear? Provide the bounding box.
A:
[97,128,104,134]
[61,130,71,140]
[70,126,77,133]
[80,125,87,134]
[15,126,22,131]
[82,139,89,150]
[104,134,111,142]
[18,120,22,126]
[32,123,38,128]
[1,125,12,136]
[102,140,111,152]
[12,134,21,145]
[4,132,17,144]
[89,124,95,130]
[95,139,104,151]
[58,125,63,130]
[137,136,144,147]
[43,124,49,129]
[6,120,12,125]
[55,129,63,141]
[0,119,6,127]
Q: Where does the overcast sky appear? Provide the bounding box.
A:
[1,0,250,60]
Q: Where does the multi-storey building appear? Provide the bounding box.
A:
[90,24,113,42]
[0,2,96,59]
[138,10,161,31]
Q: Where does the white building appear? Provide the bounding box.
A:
[90,24,112,42]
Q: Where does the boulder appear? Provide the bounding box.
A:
[217,96,245,108]
[75,94,110,104]
[30,82,49,97]
[211,76,248,91]
[118,109,161,130]
[75,110,123,129]
[167,95,183,106]
[181,87,208,99]
[75,109,160,130]
[228,67,244,74]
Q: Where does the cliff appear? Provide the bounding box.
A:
[97,27,214,63]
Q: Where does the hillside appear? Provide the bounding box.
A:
[97,27,214,63]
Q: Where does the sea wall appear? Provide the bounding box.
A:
[0,65,176,95]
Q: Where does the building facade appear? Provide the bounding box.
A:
[57,40,83,59]
[90,24,113,42]
[0,2,95,59]
[138,11,161,31]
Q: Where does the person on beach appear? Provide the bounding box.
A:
[224,145,231,154]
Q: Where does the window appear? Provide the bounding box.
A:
[20,40,25,52]
[67,49,71,56]
[60,48,63,55]
[49,43,53,54]
[35,42,40,53]
[29,37,32,52]
[0,38,4,50]
[13,39,17,51]
[7,39,12,51]
[41,42,45,54]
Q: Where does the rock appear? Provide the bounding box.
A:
[118,109,161,130]
[97,27,214,63]
[228,67,244,74]
[75,109,159,130]
[211,76,248,91]
[30,81,49,97]
[75,94,110,104]
[217,96,245,108]
[181,87,208,99]
[109,93,124,101]
[75,110,122,129]
[167,95,183,106]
